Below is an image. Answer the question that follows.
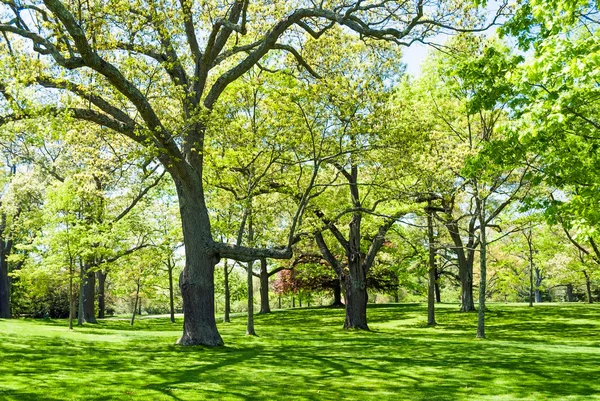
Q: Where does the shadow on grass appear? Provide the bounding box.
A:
[1,303,599,400]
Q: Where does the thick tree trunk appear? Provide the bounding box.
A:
[246,260,256,335]
[566,284,574,302]
[583,271,593,304]
[460,270,475,312]
[258,259,271,314]
[0,252,10,318]
[82,268,97,323]
[534,289,542,303]
[223,260,230,322]
[427,210,436,326]
[445,222,475,312]
[167,264,175,323]
[343,272,369,330]
[96,271,107,319]
[176,186,223,346]
[331,279,344,307]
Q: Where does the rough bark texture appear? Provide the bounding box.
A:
[176,187,223,346]
[566,284,574,302]
[0,262,10,318]
[331,280,344,307]
[426,209,436,326]
[258,259,271,314]
[584,271,593,304]
[82,268,97,323]
[434,270,441,303]
[96,270,107,319]
[0,253,10,318]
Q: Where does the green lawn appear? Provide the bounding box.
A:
[1,303,599,400]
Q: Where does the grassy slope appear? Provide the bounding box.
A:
[0,303,599,401]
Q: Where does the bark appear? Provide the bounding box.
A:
[534,289,542,303]
[476,201,486,339]
[331,279,344,307]
[246,260,256,335]
[223,260,231,323]
[130,281,140,326]
[176,186,223,346]
[96,270,107,319]
[566,284,574,302]
[278,295,281,309]
[426,208,436,326]
[534,269,543,303]
[445,221,475,312]
[583,270,593,304]
[525,228,534,307]
[434,269,441,303]
[342,271,369,330]
[292,295,295,308]
[0,250,10,318]
[82,267,97,323]
[168,261,175,323]
[258,258,271,314]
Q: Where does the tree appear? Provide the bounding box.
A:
[0,0,506,345]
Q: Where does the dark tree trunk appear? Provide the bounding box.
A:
[168,262,175,323]
[82,268,97,323]
[476,201,486,339]
[299,295,302,308]
[278,295,281,309]
[176,186,222,346]
[138,299,142,315]
[258,259,271,314]
[566,283,574,302]
[434,269,441,303]
[292,295,295,308]
[331,279,344,307]
[246,260,256,336]
[96,271,107,319]
[223,260,230,322]
[445,222,475,312]
[342,271,369,330]
[131,281,140,326]
[0,251,10,318]
[583,271,593,304]
[426,208,436,326]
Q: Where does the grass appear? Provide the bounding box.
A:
[1,303,599,400]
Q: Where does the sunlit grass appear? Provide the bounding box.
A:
[1,303,599,400]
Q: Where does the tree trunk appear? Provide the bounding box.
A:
[69,260,74,330]
[82,267,97,323]
[566,283,574,302]
[258,259,271,314]
[77,264,84,326]
[332,279,344,307]
[427,209,436,326]
[278,295,281,309]
[534,289,542,303]
[434,269,441,303]
[246,260,256,335]
[130,281,140,326]
[343,272,369,330]
[583,271,593,304]
[292,295,295,308]
[223,260,230,323]
[299,295,302,308]
[168,263,175,323]
[476,202,486,339]
[0,251,10,318]
[96,271,107,319]
[176,184,223,346]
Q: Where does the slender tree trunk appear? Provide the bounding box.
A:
[77,264,84,326]
[0,250,10,318]
[223,260,231,322]
[82,267,97,323]
[566,284,574,302]
[258,259,271,314]
[434,269,441,303]
[292,295,295,308]
[427,208,437,326]
[583,270,593,304]
[476,201,487,339]
[529,259,534,307]
[534,268,543,303]
[68,260,74,330]
[138,299,142,316]
[96,271,107,319]
[176,185,222,346]
[246,260,256,336]
[299,295,302,308]
[168,262,175,323]
[130,281,140,326]
[278,295,281,309]
[332,279,344,307]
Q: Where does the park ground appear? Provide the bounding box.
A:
[0,303,599,400]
